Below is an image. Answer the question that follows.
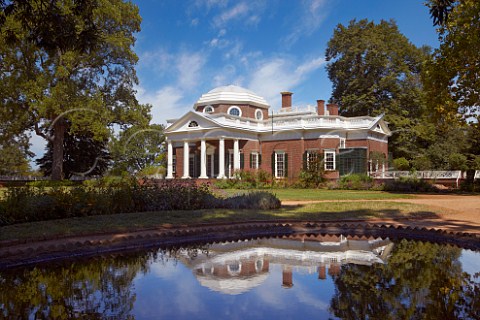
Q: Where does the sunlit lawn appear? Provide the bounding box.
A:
[217,188,413,201]
[0,201,438,242]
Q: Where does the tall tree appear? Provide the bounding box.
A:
[0,0,150,180]
[325,19,431,159]
[424,0,480,120]
[109,124,165,174]
[36,123,111,179]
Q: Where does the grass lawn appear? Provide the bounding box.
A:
[0,200,438,242]
[217,188,413,201]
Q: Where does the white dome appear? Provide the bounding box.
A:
[194,85,269,109]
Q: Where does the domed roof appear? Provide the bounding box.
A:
[194,85,269,110]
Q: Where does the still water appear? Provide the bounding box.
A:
[1,235,479,319]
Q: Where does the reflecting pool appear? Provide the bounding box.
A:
[1,235,479,319]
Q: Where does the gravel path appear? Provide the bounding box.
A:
[282,194,480,234]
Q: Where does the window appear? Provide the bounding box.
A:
[250,152,260,169]
[172,155,176,174]
[228,106,242,117]
[204,105,213,113]
[275,152,286,178]
[324,150,336,171]
[188,121,198,127]
[255,109,263,120]
[306,151,318,170]
[339,138,346,149]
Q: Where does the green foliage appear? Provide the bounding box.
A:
[0,182,282,226]
[297,155,325,188]
[36,123,111,179]
[26,180,75,188]
[325,19,431,159]
[109,124,165,174]
[393,158,410,171]
[338,174,374,190]
[0,0,150,180]
[424,0,480,118]
[411,155,433,171]
[383,176,438,193]
[221,191,281,210]
[214,169,273,189]
[447,153,468,170]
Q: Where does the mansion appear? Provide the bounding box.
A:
[164,85,390,180]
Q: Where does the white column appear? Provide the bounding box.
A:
[217,137,225,179]
[166,139,174,179]
[233,139,240,171]
[182,141,190,179]
[199,139,208,179]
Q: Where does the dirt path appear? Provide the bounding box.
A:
[282,194,480,234]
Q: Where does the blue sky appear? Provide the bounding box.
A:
[133,0,439,125]
[29,0,440,160]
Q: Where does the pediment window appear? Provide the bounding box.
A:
[188,120,199,128]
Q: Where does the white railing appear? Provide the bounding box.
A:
[370,170,462,180]
[475,170,480,180]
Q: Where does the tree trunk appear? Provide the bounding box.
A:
[51,118,66,180]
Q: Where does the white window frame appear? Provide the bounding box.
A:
[339,138,346,149]
[227,106,242,117]
[255,109,263,120]
[324,150,336,171]
[251,152,260,169]
[275,151,285,178]
[203,105,214,113]
[306,150,318,170]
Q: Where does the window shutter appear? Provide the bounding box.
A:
[285,153,288,177]
[240,153,244,169]
[249,153,253,169]
[214,154,219,176]
[271,152,275,176]
[195,154,200,178]
[303,151,307,171]
[258,154,262,166]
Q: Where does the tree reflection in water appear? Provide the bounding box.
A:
[330,240,480,319]
[0,239,478,319]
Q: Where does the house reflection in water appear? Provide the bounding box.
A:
[179,235,394,295]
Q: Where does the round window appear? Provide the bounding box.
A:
[255,109,263,120]
[204,105,213,113]
[228,106,242,117]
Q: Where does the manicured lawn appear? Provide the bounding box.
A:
[217,188,413,201]
[0,201,437,242]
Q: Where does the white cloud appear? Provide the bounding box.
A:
[177,52,207,89]
[138,49,173,75]
[136,85,188,124]
[283,0,330,46]
[191,18,200,26]
[248,55,326,107]
[215,3,249,28]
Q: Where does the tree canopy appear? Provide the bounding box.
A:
[325,19,431,159]
[0,0,151,180]
[424,0,480,120]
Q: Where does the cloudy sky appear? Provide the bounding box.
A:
[134,0,439,125]
[29,0,440,160]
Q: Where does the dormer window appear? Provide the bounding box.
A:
[255,109,263,120]
[204,105,214,114]
[188,121,198,128]
[228,106,242,117]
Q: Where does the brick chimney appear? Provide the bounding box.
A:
[327,103,339,116]
[281,92,293,109]
[317,99,325,115]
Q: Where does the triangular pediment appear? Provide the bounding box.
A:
[369,114,391,136]
[165,111,223,133]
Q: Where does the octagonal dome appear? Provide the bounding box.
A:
[194,85,270,110]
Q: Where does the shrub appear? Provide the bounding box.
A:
[338,174,374,190]
[393,157,410,171]
[383,176,438,192]
[26,180,75,188]
[411,156,432,171]
[221,191,281,210]
[0,182,284,226]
